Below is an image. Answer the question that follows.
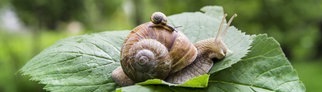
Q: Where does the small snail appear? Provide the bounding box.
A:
[112,12,237,86]
[150,12,176,32]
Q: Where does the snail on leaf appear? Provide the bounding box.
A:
[112,12,237,86]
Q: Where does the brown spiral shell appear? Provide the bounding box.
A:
[120,22,197,82]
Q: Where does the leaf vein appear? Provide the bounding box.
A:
[254,64,290,81]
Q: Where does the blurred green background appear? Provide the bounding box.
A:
[0,0,321,92]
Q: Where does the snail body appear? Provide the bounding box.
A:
[166,14,237,83]
[112,12,237,86]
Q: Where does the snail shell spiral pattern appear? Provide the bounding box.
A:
[120,22,197,83]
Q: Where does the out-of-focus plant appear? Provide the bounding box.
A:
[212,0,322,62]
[0,31,69,92]
[10,0,84,30]
[131,0,322,62]
[9,0,123,30]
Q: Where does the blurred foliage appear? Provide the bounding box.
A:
[213,0,322,62]
[293,62,322,92]
[0,0,321,92]
[10,0,123,30]
[10,0,84,29]
[0,31,70,92]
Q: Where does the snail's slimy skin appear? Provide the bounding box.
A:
[166,38,228,84]
[166,14,237,84]
[111,67,134,86]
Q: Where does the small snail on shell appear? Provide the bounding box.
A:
[112,12,237,86]
[150,12,176,32]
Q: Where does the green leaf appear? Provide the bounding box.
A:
[200,6,225,20]
[116,85,173,92]
[179,74,209,88]
[116,74,209,92]
[21,31,129,92]
[136,74,209,88]
[115,34,305,92]
[206,34,305,92]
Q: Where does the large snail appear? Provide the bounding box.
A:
[112,12,237,86]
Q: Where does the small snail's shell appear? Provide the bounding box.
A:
[150,12,167,25]
[120,22,197,82]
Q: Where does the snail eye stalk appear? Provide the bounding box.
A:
[215,14,237,41]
